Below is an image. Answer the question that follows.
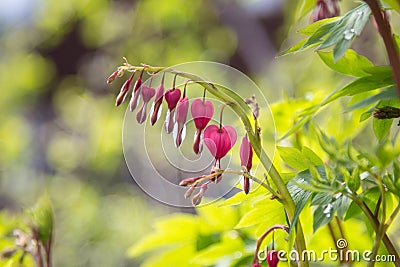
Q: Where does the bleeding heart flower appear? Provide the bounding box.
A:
[267,250,279,267]
[150,75,165,125]
[164,88,181,133]
[174,97,189,147]
[204,124,237,160]
[136,86,156,124]
[165,88,181,110]
[191,99,214,154]
[191,99,214,130]
[252,264,262,267]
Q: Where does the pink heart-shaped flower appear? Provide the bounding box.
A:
[191,99,214,130]
[164,88,181,110]
[204,124,237,160]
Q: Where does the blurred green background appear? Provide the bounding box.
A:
[0,0,397,266]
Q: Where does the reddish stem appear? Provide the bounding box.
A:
[364,0,400,99]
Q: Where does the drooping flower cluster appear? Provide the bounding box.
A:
[107,66,256,205]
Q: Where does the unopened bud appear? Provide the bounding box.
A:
[192,192,203,206]
[243,177,250,194]
[179,176,203,186]
[115,73,135,106]
[107,69,120,84]
[191,183,208,206]
[184,186,196,199]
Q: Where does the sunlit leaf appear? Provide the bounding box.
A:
[302,146,323,166]
[277,146,308,170]
[318,49,374,77]
[373,118,393,140]
[345,87,397,112]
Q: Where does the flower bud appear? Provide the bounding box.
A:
[192,192,203,206]
[243,177,250,194]
[115,73,135,106]
[240,135,253,172]
[107,67,124,84]
[150,76,165,125]
[311,0,340,22]
[191,183,208,206]
[136,86,156,124]
[184,185,196,199]
[174,97,189,147]
[129,73,143,111]
[267,250,279,267]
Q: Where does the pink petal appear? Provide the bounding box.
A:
[204,124,236,160]
[240,135,253,171]
[191,99,214,130]
[164,89,181,110]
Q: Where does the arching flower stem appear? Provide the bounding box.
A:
[252,224,289,265]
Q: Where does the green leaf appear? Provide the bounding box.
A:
[323,70,394,105]
[347,167,361,192]
[332,36,353,62]
[279,20,337,57]
[191,233,243,266]
[311,192,333,206]
[235,199,285,228]
[302,146,323,166]
[279,115,312,141]
[301,21,338,49]
[393,161,400,188]
[318,49,374,77]
[298,17,339,36]
[360,110,373,122]
[278,39,309,57]
[373,118,393,140]
[127,214,198,257]
[344,201,362,220]
[336,195,351,220]
[29,195,53,243]
[313,204,335,232]
[277,146,308,170]
[318,3,370,51]
[287,171,314,228]
[383,173,400,196]
[345,87,397,112]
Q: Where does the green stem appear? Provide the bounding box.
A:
[124,65,309,267]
